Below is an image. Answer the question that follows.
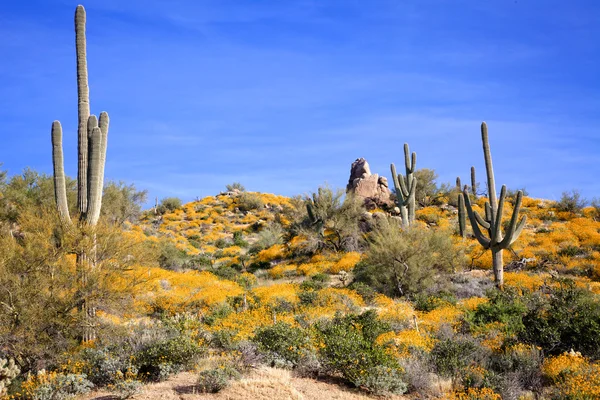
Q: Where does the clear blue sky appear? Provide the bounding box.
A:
[1,0,599,204]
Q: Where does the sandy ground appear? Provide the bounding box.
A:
[83,367,409,400]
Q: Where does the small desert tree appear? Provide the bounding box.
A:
[301,186,365,253]
[354,218,459,298]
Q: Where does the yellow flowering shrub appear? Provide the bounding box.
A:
[257,244,287,262]
[419,305,462,331]
[543,352,600,399]
[504,272,546,292]
[447,387,501,400]
[376,329,434,358]
[329,252,362,274]
[253,283,299,307]
[268,263,297,279]
[374,294,414,326]
[315,288,364,310]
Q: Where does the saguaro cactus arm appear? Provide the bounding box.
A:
[390,163,409,226]
[404,143,416,174]
[51,121,72,226]
[85,116,105,225]
[463,188,492,249]
[499,190,527,248]
[481,123,497,213]
[458,192,466,237]
[471,166,477,196]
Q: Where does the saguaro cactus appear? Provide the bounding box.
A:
[51,5,109,342]
[390,143,417,227]
[460,122,526,287]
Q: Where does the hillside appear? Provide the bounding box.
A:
[69,187,598,400]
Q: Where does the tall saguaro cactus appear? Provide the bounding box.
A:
[460,122,526,287]
[390,143,417,227]
[51,5,109,342]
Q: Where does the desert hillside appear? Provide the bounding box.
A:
[1,3,599,400]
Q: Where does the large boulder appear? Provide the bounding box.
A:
[346,158,393,209]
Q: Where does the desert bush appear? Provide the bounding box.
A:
[70,347,127,386]
[555,189,587,213]
[100,181,148,225]
[315,311,400,388]
[253,322,310,367]
[157,197,182,214]
[400,356,436,394]
[157,241,188,271]
[196,366,240,393]
[229,341,263,371]
[225,182,246,192]
[134,334,206,381]
[237,192,264,212]
[298,186,365,253]
[348,281,377,305]
[354,365,408,395]
[489,344,543,397]
[413,168,443,207]
[414,291,457,312]
[110,378,142,400]
[430,331,489,379]
[22,371,94,400]
[232,231,249,248]
[354,219,460,297]
[520,279,600,359]
[465,288,527,336]
[250,223,284,253]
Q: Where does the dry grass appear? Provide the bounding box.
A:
[83,367,408,400]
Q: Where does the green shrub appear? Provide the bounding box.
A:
[232,231,248,248]
[430,333,488,378]
[348,282,377,305]
[555,189,587,213]
[157,197,182,214]
[414,291,457,312]
[465,288,527,336]
[355,220,460,297]
[253,322,310,367]
[30,373,94,400]
[157,241,188,271]
[110,379,142,400]
[354,365,407,395]
[203,303,234,326]
[73,348,127,386]
[134,335,205,382]
[315,311,398,386]
[520,279,600,359]
[489,344,543,396]
[197,366,240,393]
[225,182,246,192]
[237,193,264,212]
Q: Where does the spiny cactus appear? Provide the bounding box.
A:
[390,143,417,227]
[457,184,466,238]
[51,5,109,342]
[470,166,477,197]
[0,358,19,395]
[460,122,527,287]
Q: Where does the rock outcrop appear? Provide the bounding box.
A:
[346,158,392,209]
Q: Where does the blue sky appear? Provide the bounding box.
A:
[1,0,599,204]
